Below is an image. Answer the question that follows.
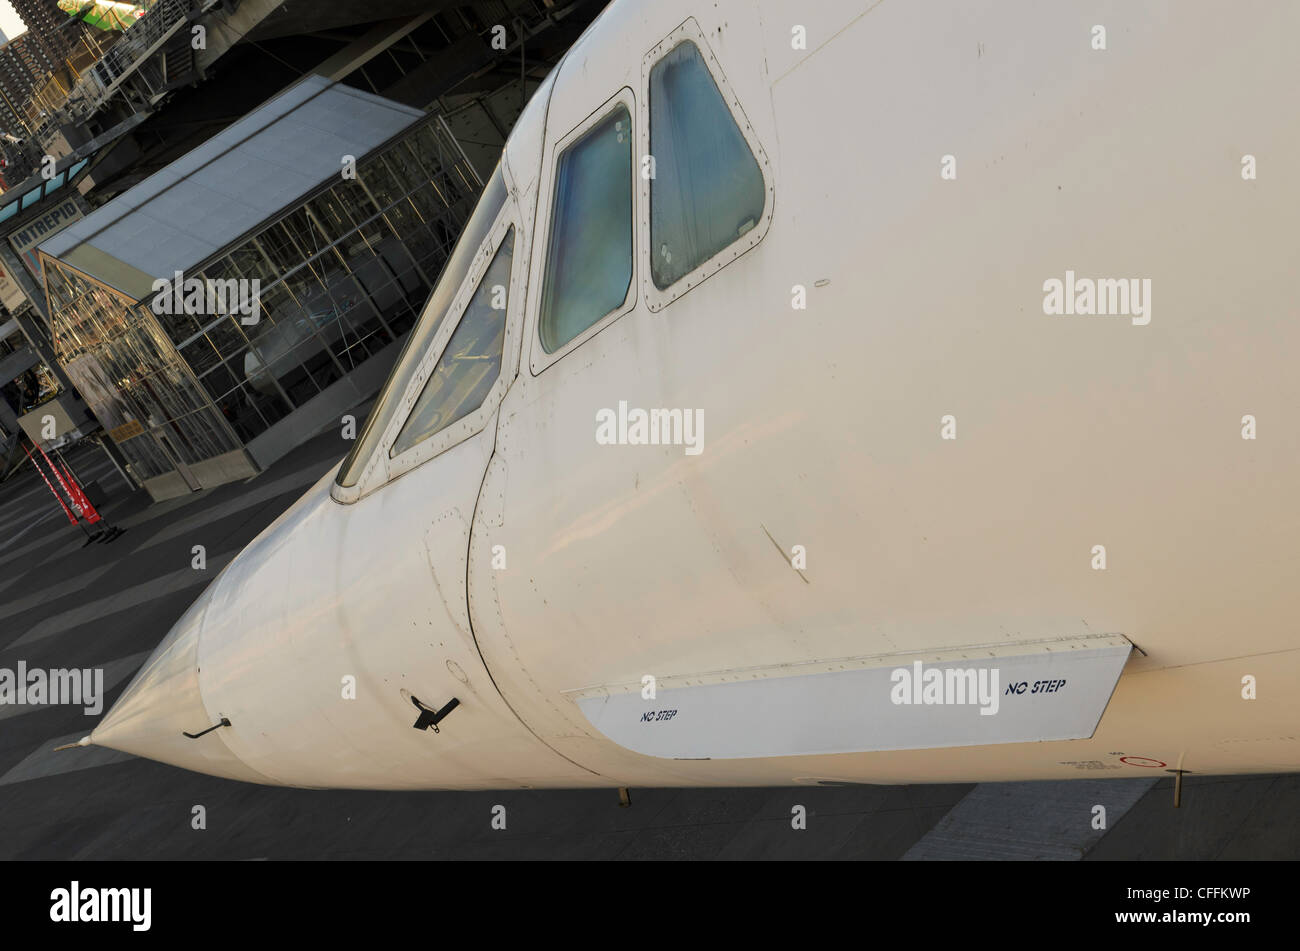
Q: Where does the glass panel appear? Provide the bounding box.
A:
[243,281,337,406]
[391,228,513,457]
[309,267,393,368]
[359,153,408,206]
[256,221,304,280]
[227,241,276,287]
[39,119,484,490]
[44,258,242,483]
[336,162,508,488]
[649,40,765,289]
[539,105,633,353]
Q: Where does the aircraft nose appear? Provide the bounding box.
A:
[91,587,276,785]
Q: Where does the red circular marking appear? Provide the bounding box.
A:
[1120,756,1167,768]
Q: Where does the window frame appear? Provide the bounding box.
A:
[331,168,523,502]
[382,213,520,482]
[639,19,775,313]
[528,86,639,376]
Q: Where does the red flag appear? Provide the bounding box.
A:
[58,459,103,525]
[36,443,84,517]
[23,443,78,525]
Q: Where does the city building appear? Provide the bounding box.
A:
[6,0,603,497]
[0,153,102,469]
[0,31,59,136]
[39,75,482,499]
[0,311,42,445]
[10,0,76,67]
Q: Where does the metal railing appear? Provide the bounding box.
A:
[28,0,197,152]
[24,29,121,126]
[87,0,192,93]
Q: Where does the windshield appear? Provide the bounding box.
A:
[335,162,508,489]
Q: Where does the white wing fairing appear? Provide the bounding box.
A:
[93,0,1300,789]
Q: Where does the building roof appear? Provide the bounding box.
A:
[40,74,425,301]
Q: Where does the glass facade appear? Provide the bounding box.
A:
[42,118,483,489]
[43,267,241,482]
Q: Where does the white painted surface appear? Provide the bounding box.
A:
[573,637,1131,759]
[88,0,1300,789]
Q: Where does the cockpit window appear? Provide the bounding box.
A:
[391,228,514,457]
[336,163,508,488]
[538,105,633,353]
[649,40,765,289]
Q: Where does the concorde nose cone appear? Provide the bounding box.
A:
[91,582,276,785]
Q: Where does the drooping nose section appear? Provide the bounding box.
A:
[91,468,348,787]
[91,583,275,785]
[88,462,579,791]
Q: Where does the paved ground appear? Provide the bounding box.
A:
[0,422,1296,860]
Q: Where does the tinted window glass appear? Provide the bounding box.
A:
[336,163,507,487]
[539,105,633,353]
[391,228,514,457]
[649,41,765,289]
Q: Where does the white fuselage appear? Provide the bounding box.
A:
[94,0,1300,789]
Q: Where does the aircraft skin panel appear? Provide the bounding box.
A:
[469,0,1300,784]
[569,636,1133,760]
[89,0,1300,789]
[172,439,604,790]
